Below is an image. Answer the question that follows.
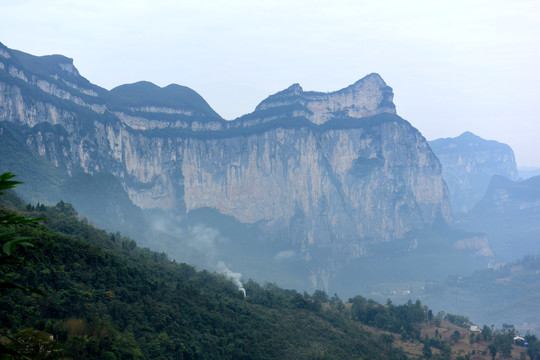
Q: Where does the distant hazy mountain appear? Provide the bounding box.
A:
[429,132,518,214]
[456,174,540,261]
[422,254,540,335]
[0,42,490,293]
[518,166,540,179]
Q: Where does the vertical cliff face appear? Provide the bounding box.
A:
[429,132,519,213]
[179,118,450,255]
[0,42,462,288]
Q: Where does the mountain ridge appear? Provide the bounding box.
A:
[429,131,518,213]
[0,42,490,293]
[254,72,396,125]
[107,81,224,122]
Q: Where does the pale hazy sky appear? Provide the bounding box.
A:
[2,0,539,166]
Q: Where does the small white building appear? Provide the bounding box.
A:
[470,325,480,332]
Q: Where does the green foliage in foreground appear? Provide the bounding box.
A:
[2,174,538,359]
[0,189,414,359]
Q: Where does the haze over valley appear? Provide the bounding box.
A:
[1,1,539,358]
[1,39,540,343]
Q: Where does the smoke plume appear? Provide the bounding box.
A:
[217,261,246,297]
[150,216,246,297]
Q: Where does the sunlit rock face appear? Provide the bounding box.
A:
[180,117,450,256]
[429,132,519,213]
[454,234,493,257]
[0,42,453,271]
[255,73,396,125]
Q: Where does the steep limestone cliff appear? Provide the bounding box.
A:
[0,42,473,289]
[180,116,451,255]
[429,132,519,213]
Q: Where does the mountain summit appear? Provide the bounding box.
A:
[255,73,396,124]
[107,81,223,122]
[429,132,518,213]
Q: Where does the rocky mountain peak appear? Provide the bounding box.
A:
[429,132,519,213]
[10,49,81,79]
[348,72,387,90]
[453,131,495,146]
[254,73,396,125]
[0,43,109,121]
[0,42,12,59]
[284,83,303,95]
[457,131,477,139]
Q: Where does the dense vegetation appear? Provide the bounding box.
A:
[107,82,222,121]
[2,174,539,359]
[0,181,414,359]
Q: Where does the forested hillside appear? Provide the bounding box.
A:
[0,176,411,359]
[1,174,538,360]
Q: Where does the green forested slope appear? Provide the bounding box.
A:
[1,190,414,360]
[2,183,539,360]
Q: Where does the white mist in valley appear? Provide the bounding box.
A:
[150,216,246,297]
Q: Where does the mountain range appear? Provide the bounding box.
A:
[3,41,540,337]
[0,42,510,295]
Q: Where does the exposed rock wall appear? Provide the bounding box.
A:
[429,132,519,213]
[0,42,453,266]
[454,235,493,256]
[255,73,396,125]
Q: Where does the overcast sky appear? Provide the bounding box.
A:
[2,0,539,166]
